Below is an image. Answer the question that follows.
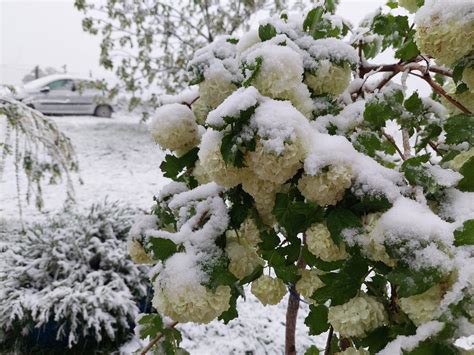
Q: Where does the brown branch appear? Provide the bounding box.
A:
[382,130,406,161]
[140,321,179,355]
[417,72,472,114]
[402,128,411,159]
[285,237,306,355]
[324,326,334,355]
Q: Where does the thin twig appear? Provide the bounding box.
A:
[324,326,334,355]
[382,130,406,161]
[140,321,179,355]
[402,128,411,159]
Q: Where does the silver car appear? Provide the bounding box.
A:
[15,74,114,117]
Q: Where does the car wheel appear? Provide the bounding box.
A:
[94,104,112,118]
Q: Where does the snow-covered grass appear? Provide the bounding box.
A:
[0,114,326,353]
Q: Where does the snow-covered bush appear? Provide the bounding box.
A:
[0,201,150,353]
[129,1,474,354]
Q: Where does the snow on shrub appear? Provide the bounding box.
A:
[0,201,150,353]
[129,1,474,354]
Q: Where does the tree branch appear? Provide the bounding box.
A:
[382,130,406,161]
[324,326,334,355]
[140,321,179,355]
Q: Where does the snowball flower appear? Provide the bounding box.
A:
[306,223,348,262]
[199,75,237,109]
[440,81,474,114]
[328,294,388,338]
[304,62,352,96]
[152,284,231,324]
[150,103,200,155]
[239,218,261,246]
[447,148,474,171]
[415,6,474,66]
[245,43,304,98]
[295,269,325,300]
[399,0,419,13]
[241,172,279,225]
[251,275,287,305]
[398,284,444,326]
[225,234,264,280]
[192,159,211,185]
[127,239,155,264]
[191,98,210,125]
[279,83,315,119]
[246,140,304,185]
[198,130,244,188]
[463,67,474,92]
[298,165,353,206]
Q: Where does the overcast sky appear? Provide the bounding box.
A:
[2,0,424,89]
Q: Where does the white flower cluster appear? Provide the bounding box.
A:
[127,239,154,265]
[306,223,348,262]
[153,283,231,324]
[304,61,352,96]
[225,218,263,279]
[298,165,353,206]
[415,2,474,66]
[198,130,243,188]
[360,213,396,267]
[189,36,242,111]
[447,148,474,171]
[328,294,388,338]
[295,269,325,301]
[251,275,287,305]
[149,103,200,156]
[441,80,474,114]
[246,140,304,186]
[398,284,444,326]
[463,67,474,92]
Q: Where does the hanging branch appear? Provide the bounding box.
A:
[140,321,179,355]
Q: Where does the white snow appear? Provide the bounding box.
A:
[377,321,445,355]
[415,0,474,26]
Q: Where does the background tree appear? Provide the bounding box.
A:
[74,0,286,116]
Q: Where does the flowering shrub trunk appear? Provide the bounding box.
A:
[128,0,474,354]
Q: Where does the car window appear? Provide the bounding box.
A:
[47,79,74,91]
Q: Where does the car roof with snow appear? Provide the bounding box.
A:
[23,74,91,90]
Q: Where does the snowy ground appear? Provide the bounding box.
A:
[0,114,326,354]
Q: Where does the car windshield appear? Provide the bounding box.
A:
[47,79,74,90]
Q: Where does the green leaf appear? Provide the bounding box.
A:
[404,92,423,115]
[218,287,240,323]
[326,208,362,244]
[387,266,443,297]
[258,24,277,41]
[312,256,368,305]
[239,265,263,285]
[395,40,420,61]
[416,124,442,152]
[386,0,398,9]
[274,264,299,283]
[273,192,325,238]
[404,340,458,355]
[226,186,254,229]
[302,247,345,271]
[305,345,320,355]
[458,157,474,192]
[355,326,390,353]
[304,304,330,335]
[354,131,382,157]
[455,83,469,94]
[203,256,238,290]
[137,313,164,339]
[454,219,474,246]
[401,154,440,194]
[444,114,474,146]
[160,148,199,182]
[363,102,392,130]
[303,7,324,33]
[148,237,178,261]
